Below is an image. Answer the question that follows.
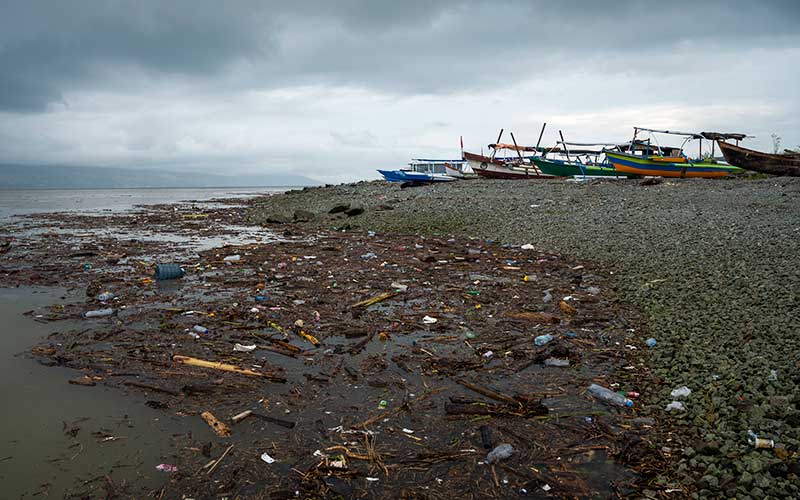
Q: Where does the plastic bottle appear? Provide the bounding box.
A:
[84,308,113,318]
[485,443,513,464]
[97,292,115,302]
[534,334,553,346]
[747,430,774,449]
[154,264,185,280]
[192,325,208,334]
[588,383,633,407]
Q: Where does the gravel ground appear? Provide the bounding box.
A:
[251,177,800,499]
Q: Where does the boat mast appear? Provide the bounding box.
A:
[535,122,547,156]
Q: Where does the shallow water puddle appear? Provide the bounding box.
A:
[0,287,207,497]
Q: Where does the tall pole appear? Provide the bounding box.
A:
[535,122,547,155]
[491,128,504,160]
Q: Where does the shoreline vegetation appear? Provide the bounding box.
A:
[250,177,800,499]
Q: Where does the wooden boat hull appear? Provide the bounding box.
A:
[717,141,800,177]
[463,152,554,180]
[605,152,743,178]
[532,158,638,178]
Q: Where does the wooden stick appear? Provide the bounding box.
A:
[350,292,396,309]
[206,444,234,475]
[201,411,231,437]
[230,410,253,424]
[172,355,264,377]
[455,379,519,406]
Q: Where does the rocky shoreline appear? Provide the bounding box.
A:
[251,177,800,499]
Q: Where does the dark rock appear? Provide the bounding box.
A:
[344,206,364,217]
[293,209,315,222]
[328,203,350,214]
[698,441,721,456]
[266,213,292,224]
[640,177,663,186]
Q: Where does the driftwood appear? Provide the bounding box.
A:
[172,355,286,382]
[201,411,231,437]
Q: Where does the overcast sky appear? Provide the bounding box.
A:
[1,0,798,182]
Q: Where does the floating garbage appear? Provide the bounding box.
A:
[97,292,115,302]
[544,358,570,367]
[482,350,494,358]
[768,369,778,382]
[391,282,408,292]
[155,463,178,472]
[520,244,535,250]
[233,343,257,352]
[422,315,438,324]
[542,289,553,303]
[260,452,276,464]
[485,443,514,464]
[586,286,601,295]
[646,338,657,348]
[534,334,554,346]
[84,308,113,318]
[670,386,691,399]
[193,325,208,334]
[223,254,241,262]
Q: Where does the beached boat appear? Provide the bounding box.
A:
[377,159,459,184]
[716,141,800,177]
[377,169,454,183]
[462,151,553,180]
[533,157,636,178]
[606,128,744,178]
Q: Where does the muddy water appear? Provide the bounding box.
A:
[0,287,207,497]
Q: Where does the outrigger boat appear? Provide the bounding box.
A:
[532,130,637,179]
[462,129,554,180]
[606,127,744,178]
[716,139,800,177]
[378,159,460,184]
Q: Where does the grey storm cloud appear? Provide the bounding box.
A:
[1,0,799,112]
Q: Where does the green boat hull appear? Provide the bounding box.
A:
[532,158,637,178]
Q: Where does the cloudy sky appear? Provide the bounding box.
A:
[1,0,798,183]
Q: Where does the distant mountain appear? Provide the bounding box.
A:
[0,164,319,189]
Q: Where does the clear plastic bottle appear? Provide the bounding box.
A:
[534,334,554,346]
[588,383,633,407]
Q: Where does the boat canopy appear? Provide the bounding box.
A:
[634,127,750,142]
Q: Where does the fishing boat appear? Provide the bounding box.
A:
[716,140,800,177]
[462,128,554,180]
[377,159,459,184]
[533,157,636,178]
[606,127,744,178]
[532,134,637,179]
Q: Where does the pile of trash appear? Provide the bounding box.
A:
[0,200,666,498]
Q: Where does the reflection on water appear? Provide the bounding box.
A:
[0,287,207,497]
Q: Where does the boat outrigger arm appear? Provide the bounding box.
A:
[629,127,752,157]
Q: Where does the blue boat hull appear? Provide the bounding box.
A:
[378,170,455,183]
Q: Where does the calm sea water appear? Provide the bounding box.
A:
[0,186,293,220]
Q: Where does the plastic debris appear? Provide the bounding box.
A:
[747,430,775,449]
[223,254,241,262]
[665,401,686,412]
[544,358,570,367]
[84,308,113,318]
[485,443,514,464]
[156,463,178,472]
[97,292,115,302]
[520,244,535,250]
[233,343,257,352]
[422,315,438,324]
[391,282,408,292]
[646,338,657,348]
[542,289,553,303]
[154,263,184,280]
[378,400,388,409]
[588,383,633,407]
[534,334,554,346]
[260,452,276,464]
[586,286,601,295]
[254,295,267,302]
[482,351,494,358]
[193,325,208,334]
[768,369,778,382]
[670,386,691,399]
